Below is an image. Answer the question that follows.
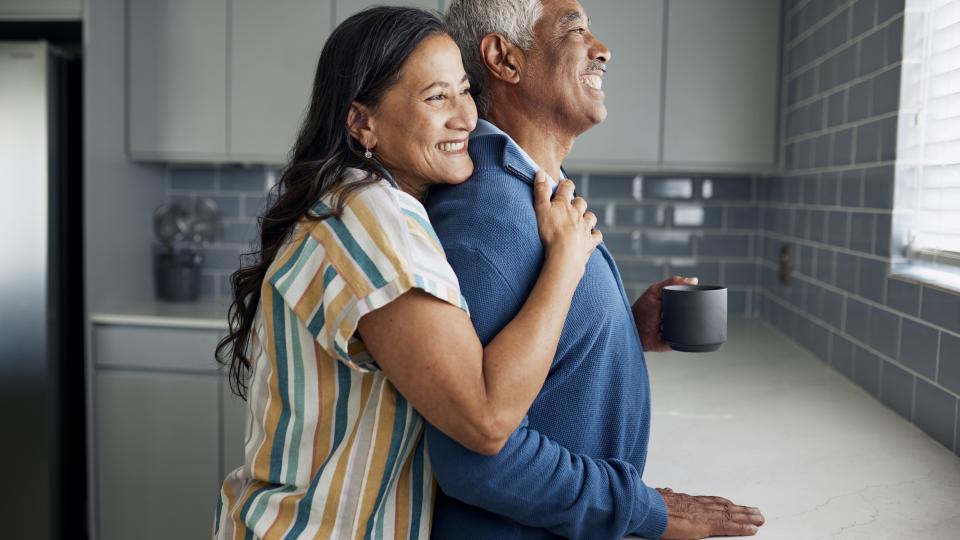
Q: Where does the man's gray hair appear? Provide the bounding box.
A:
[446,0,543,116]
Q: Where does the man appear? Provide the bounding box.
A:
[423,0,766,538]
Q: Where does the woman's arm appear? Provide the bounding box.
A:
[357,174,600,455]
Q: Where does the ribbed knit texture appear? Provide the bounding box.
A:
[422,121,669,540]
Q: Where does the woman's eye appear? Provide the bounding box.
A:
[427,94,446,102]
[460,87,471,95]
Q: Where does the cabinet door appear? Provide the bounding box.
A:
[221,377,247,478]
[128,0,228,161]
[0,0,82,19]
[230,0,333,163]
[567,0,664,170]
[96,371,220,540]
[334,0,442,25]
[662,0,780,169]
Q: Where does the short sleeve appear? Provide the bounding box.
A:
[268,181,469,372]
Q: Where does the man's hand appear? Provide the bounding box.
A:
[658,488,765,539]
[632,276,698,352]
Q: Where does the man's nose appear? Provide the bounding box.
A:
[590,34,612,65]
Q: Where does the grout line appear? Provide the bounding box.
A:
[935,330,942,384]
[786,0,858,47]
[761,230,892,262]
[784,110,899,143]
[911,376,917,421]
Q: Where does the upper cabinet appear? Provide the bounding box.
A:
[662,0,780,171]
[567,0,664,170]
[128,0,228,161]
[229,0,333,163]
[336,0,441,25]
[0,0,82,19]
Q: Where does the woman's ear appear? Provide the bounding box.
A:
[479,33,524,85]
[346,102,377,149]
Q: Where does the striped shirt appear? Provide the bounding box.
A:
[215,169,468,539]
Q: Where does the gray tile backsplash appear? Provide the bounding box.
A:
[158,0,957,457]
[767,0,959,455]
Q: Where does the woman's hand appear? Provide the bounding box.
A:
[533,172,603,277]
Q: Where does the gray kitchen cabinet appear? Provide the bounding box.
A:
[96,370,220,540]
[662,0,780,171]
[0,0,82,19]
[335,0,442,25]
[127,0,228,161]
[567,0,664,171]
[230,0,333,163]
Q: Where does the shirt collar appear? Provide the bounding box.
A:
[471,119,562,188]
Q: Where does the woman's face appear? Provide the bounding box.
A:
[365,34,478,198]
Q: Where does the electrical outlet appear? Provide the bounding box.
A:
[779,244,793,285]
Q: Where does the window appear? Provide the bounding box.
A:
[896,0,960,279]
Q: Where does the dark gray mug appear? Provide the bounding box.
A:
[661,285,727,352]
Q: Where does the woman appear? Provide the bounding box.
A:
[214,7,601,539]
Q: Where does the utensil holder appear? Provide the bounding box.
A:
[154,245,203,302]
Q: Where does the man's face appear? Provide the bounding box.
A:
[522,0,611,135]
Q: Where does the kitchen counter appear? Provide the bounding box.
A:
[89,297,230,329]
[637,320,960,539]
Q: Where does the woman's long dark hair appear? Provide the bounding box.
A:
[216,7,448,399]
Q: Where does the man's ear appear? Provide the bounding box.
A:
[479,33,525,85]
[346,102,377,149]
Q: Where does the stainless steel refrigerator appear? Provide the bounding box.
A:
[0,41,85,539]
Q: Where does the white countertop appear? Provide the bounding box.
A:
[89,298,230,330]
[639,320,960,539]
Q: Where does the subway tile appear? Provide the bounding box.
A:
[834,128,855,167]
[642,230,693,256]
[873,69,901,115]
[856,120,882,164]
[880,116,898,162]
[836,252,860,293]
[614,204,669,228]
[886,278,920,315]
[899,318,939,379]
[877,0,904,23]
[220,166,269,191]
[869,307,901,359]
[643,177,694,200]
[801,175,819,205]
[874,213,892,257]
[203,247,244,272]
[588,174,636,199]
[808,100,825,135]
[818,56,838,94]
[859,31,887,76]
[703,177,752,201]
[837,44,859,86]
[827,211,849,248]
[830,7,852,49]
[198,272,220,298]
[956,412,959,456]
[863,166,895,209]
[819,172,841,206]
[854,346,882,397]
[938,333,960,396]
[852,0,877,37]
[832,333,856,377]
[814,135,832,169]
[728,290,749,315]
[726,206,759,230]
[885,16,904,65]
[914,379,958,452]
[672,204,723,228]
[846,297,871,343]
[826,90,846,128]
[617,260,665,284]
[816,248,836,284]
[809,210,828,243]
[920,286,960,334]
[849,213,876,254]
[243,194,268,218]
[602,231,638,254]
[204,195,241,219]
[848,80,872,122]
[841,170,863,207]
[668,261,720,285]
[881,360,914,420]
[799,244,816,277]
[809,321,832,361]
[858,257,888,303]
[222,221,258,247]
[724,262,756,286]
[698,233,751,257]
[171,168,215,191]
[821,288,845,328]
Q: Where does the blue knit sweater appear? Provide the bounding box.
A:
[423,120,669,540]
